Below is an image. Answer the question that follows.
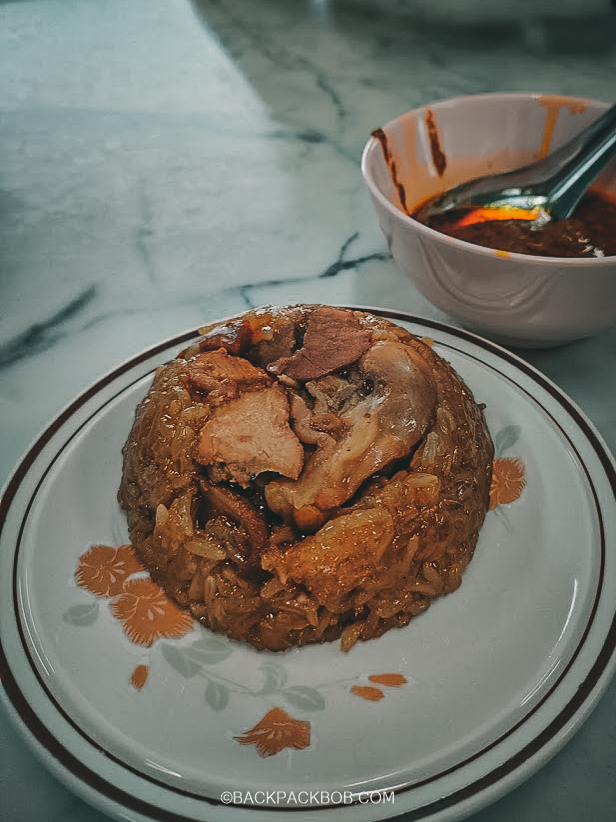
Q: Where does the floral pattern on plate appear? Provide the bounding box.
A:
[64,441,525,758]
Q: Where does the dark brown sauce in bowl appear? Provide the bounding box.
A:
[413,189,616,258]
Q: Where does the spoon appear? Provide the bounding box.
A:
[417,101,616,223]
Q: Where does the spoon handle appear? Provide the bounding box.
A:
[541,102,616,220]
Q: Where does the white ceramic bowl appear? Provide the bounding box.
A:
[361,92,616,348]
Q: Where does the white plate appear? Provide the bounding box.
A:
[2,309,616,822]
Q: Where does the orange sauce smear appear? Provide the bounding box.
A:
[454,206,542,228]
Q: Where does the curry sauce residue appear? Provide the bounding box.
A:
[371,127,410,215]
[537,95,588,160]
[372,109,448,213]
[424,108,447,177]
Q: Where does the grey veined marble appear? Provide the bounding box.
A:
[2,2,616,822]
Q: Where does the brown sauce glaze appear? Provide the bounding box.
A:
[413,189,616,258]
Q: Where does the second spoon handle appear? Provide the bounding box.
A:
[538,102,616,220]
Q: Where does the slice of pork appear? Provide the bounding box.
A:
[265,339,437,530]
[192,350,304,488]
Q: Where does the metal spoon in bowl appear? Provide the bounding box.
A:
[417,101,616,224]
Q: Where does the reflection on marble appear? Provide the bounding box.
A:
[2,1,616,821]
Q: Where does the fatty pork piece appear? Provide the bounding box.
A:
[264,339,438,531]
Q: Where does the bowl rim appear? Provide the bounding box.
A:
[361,91,615,268]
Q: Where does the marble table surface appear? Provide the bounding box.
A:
[2,1,616,820]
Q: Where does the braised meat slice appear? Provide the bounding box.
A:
[269,305,371,382]
[186,347,304,487]
[185,347,270,403]
[195,381,304,487]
